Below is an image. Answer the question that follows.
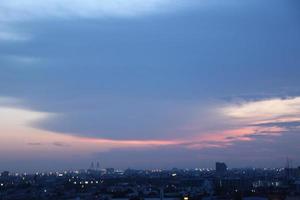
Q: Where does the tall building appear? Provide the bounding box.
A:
[90,162,95,170]
[216,162,227,176]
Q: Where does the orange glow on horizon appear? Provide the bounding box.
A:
[1,96,299,158]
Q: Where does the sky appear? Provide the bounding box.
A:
[0,0,300,172]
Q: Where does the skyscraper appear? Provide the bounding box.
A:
[216,162,227,176]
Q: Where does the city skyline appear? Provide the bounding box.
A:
[1,0,300,172]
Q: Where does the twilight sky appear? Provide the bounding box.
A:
[1,0,300,172]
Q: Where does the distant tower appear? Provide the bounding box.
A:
[285,157,292,181]
[96,162,100,170]
[90,162,95,170]
[286,157,290,168]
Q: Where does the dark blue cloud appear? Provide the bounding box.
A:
[1,0,300,141]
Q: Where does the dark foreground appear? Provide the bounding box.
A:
[1,166,300,200]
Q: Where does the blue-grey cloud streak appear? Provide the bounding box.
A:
[1,0,300,169]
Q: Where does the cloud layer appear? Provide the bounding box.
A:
[0,0,197,21]
[223,97,300,123]
[1,0,300,170]
[2,95,300,170]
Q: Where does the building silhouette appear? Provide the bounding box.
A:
[216,162,227,176]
